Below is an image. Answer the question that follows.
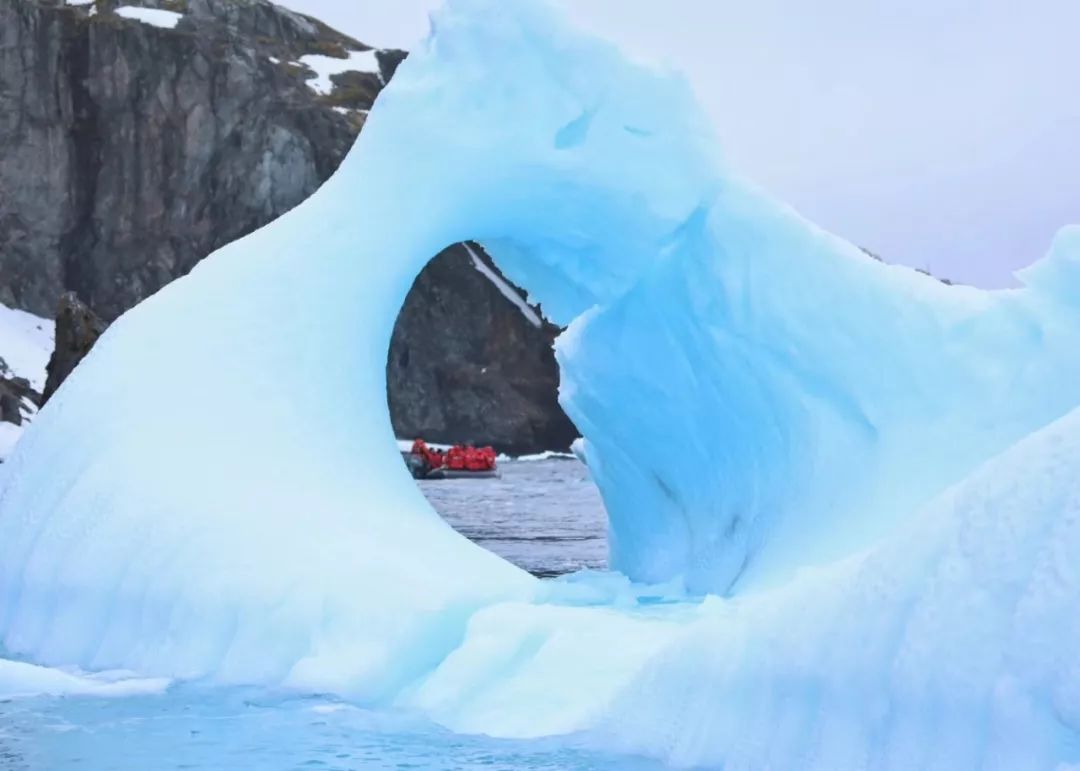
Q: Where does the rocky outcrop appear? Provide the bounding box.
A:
[43,292,106,404]
[391,245,578,454]
[1,0,576,452]
[0,0,384,321]
[0,362,38,427]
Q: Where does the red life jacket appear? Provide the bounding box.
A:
[446,446,467,470]
[413,440,497,472]
[411,439,445,470]
[467,446,497,471]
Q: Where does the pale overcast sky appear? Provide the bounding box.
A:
[286,0,1080,288]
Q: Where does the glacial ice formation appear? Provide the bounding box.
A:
[412,406,1080,768]
[0,658,169,700]
[2,0,1079,766]
[607,406,1080,769]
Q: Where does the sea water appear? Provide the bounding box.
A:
[0,685,662,770]
[419,458,607,578]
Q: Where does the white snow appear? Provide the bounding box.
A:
[0,302,54,392]
[298,50,381,96]
[0,302,54,462]
[1,1,1079,768]
[114,6,184,29]
[465,244,544,328]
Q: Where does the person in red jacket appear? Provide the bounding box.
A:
[446,445,467,471]
[409,440,498,477]
[410,439,445,472]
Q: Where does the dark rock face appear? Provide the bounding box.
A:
[1,0,577,452]
[0,363,38,428]
[43,292,106,404]
[391,245,578,455]
[0,0,376,321]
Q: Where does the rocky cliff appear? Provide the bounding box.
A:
[391,244,577,455]
[1,0,384,319]
[0,0,576,453]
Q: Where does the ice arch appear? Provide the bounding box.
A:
[2,0,1080,720]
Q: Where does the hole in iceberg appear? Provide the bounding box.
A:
[387,242,606,578]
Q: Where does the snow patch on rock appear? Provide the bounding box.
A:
[0,302,54,461]
[299,50,381,96]
[465,244,544,328]
[0,303,54,392]
[114,6,184,29]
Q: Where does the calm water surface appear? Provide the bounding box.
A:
[0,686,659,770]
[420,457,608,577]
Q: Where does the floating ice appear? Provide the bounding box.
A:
[1,0,1078,767]
[0,658,169,700]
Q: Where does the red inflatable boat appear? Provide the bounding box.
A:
[405,439,500,480]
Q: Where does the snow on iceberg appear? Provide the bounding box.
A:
[1,0,1079,766]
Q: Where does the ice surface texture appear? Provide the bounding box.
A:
[2,0,1080,766]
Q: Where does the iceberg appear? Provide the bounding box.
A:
[592,405,1080,769]
[1,0,1078,766]
[407,406,1080,767]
